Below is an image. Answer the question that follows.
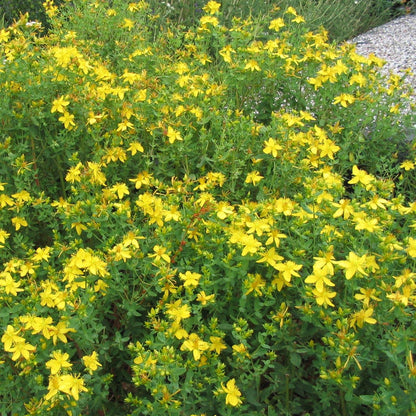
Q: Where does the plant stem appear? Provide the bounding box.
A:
[285,373,290,413]
[339,389,347,416]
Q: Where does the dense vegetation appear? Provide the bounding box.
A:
[1,0,416,41]
[0,0,415,415]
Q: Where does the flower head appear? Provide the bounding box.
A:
[221,378,242,407]
[203,1,221,14]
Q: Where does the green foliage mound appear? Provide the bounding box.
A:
[0,0,67,29]
[0,1,416,415]
[2,0,414,41]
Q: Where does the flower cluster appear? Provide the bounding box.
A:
[0,1,415,415]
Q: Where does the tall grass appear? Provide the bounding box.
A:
[0,0,412,41]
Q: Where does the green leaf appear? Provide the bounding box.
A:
[289,352,301,368]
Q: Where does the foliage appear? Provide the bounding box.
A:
[273,0,407,42]
[2,0,415,41]
[0,1,416,415]
[0,0,67,29]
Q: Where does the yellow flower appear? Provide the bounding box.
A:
[308,76,324,90]
[220,45,235,63]
[263,137,282,157]
[0,272,24,296]
[333,93,355,107]
[265,229,287,247]
[406,237,416,257]
[180,333,209,360]
[349,72,367,87]
[43,0,58,17]
[316,139,340,160]
[128,142,144,155]
[82,351,102,373]
[332,198,354,219]
[232,343,249,356]
[51,96,69,113]
[110,243,132,262]
[387,285,412,306]
[292,14,305,23]
[65,162,83,183]
[117,119,134,132]
[209,336,226,354]
[354,216,379,233]
[45,374,61,401]
[46,351,72,374]
[348,165,374,189]
[8,341,36,361]
[196,291,215,305]
[256,247,283,267]
[49,320,76,345]
[312,286,337,308]
[336,252,368,280]
[105,146,127,163]
[216,201,234,219]
[167,126,183,144]
[281,113,304,127]
[71,222,87,235]
[244,273,266,296]
[272,302,289,328]
[110,183,130,199]
[122,18,135,30]
[244,59,261,72]
[149,245,171,263]
[240,234,262,256]
[245,171,263,185]
[350,308,377,329]
[59,374,88,400]
[174,326,189,340]
[221,378,242,407]
[1,325,25,351]
[0,28,10,43]
[87,162,106,185]
[166,299,191,322]
[269,18,285,31]
[11,217,28,230]
[199,15,219,27]
[354,287,381,307]
[30,316,54,339]
[59,112,76,130]
[0,194,14,208]
[366,194,389,210]
[203,1,221,14]
[313,248,335,275]
[129,171,153,189]
[246,218,271,236]
[285,6,298,15]
[400,160,415,171]
[305,268,335,291]
[179,271,201,288]
[274,261,302,282]
[0,229,10,246]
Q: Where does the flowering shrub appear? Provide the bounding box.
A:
[0,1,416,415]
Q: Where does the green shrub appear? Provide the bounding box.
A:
[273,0,402,41]
[0,1,415,415]
[1,0,414,41]
[0,0,67,29]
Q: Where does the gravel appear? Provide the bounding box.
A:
[348,13,416,102]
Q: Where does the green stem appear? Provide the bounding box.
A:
[30,137,40,187]
[285,373,290,413]
[56,154,66,198]
[339,389,347,416]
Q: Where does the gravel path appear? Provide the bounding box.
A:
[348,13,416,101]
